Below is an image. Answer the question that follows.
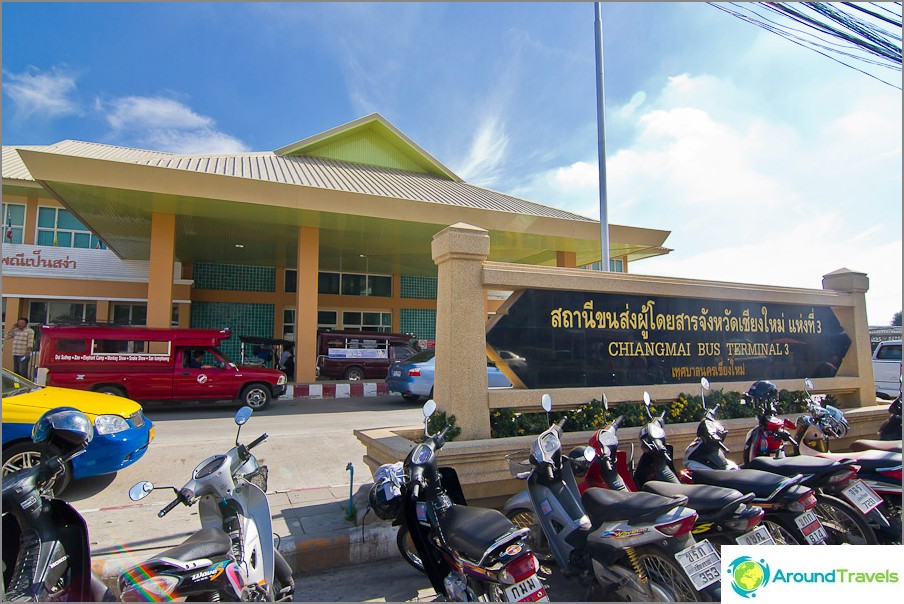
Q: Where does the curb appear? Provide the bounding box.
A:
[92,519,400,594]
[287,382,390,399]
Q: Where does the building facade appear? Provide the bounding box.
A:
[2,114,671,381]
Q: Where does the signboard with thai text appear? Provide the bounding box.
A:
[486,289,851,389]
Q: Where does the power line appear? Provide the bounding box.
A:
[708,2,902,90]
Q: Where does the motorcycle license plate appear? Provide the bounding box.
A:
[674,539,720,591]
[841,480,883,514]
[794,510,828,544]
[392,370,401,377]
[503,574,548,602]
[735,525,776,546]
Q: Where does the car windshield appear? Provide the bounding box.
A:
[1,370,39,397]
[406,350,436,364]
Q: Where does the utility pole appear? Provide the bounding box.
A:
[594,2,610,272]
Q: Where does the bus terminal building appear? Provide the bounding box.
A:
[2,113,672,381]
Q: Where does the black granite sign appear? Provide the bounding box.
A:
[486,289,851,389]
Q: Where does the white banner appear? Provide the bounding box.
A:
[721,545,903,602]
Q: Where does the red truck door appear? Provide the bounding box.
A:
[173,348,238,401]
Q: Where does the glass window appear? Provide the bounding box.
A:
[29,301,97,324]
[368,275,392,297]
[112,304,147,326]
[318,272,340,294]
[343,311,362,326]
[56,339,87,353]
[341,309,392,332]
[2,202,26,244]
[341,273,367,296]
[285,269,297,293]
[35,206,105,250]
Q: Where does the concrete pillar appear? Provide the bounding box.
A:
[295,227,320,383]
[147,213,176,328]
[555,250,577,268]
[432,223,491,440]
[822,268,872,406]
[3,297,24,371]
[96,300,111,323]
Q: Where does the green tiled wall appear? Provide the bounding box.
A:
[191,302,275,361]
[193,262,275,292]
[400,308,436,341]
[400,275,437,299]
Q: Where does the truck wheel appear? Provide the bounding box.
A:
[240,384,271,411]
[343,366,365,381]
[96,385,126,397]
[2,441,71,496]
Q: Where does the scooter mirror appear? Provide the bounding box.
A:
[423,399,437,418]
[235,406,253,426]
[643,391,652,405]
[701,378,710,391]
[583,446,597,462]
[129,481,154,501]
[804,378,814,390]
[602,393,608,411]
[541,394,552,413]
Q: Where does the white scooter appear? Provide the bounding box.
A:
[118,406,294,601]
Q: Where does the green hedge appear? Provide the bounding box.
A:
[489,389,837,438]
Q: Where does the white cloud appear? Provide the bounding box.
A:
[515,69,901,326]
[101,96,247,153]
[3,66,82,120]
[454,114,510,187]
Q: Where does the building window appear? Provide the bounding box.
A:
[341,311,393,332]
[112,303,148,326]
[581,259,625,272]
[29,301,97,325]
[36,206,106,249]
[2,202,25,244]
[317,310,338,331]
[285,269,393,297]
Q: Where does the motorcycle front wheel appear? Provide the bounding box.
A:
[504,507,553,563]
[633,546,715,602]
[814,494,879,545]
[397,525,425,573]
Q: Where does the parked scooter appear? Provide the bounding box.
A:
[787,379,901,543]
[2,408,116,602]
[392,399,548,602]
[505,394,721,602]
[625,389,770,550]
[118,406,294,601]
[877,391,902,442]
[739,380,879,545]
[681,390,827,545]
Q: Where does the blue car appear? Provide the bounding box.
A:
[386,349,512,402]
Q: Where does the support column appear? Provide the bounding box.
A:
[96,301,111,323]
[555,250,577,268]
[822,268,872,406]
[3,297,24,371]
[432,223,491,440]
[147,213,176,328]
[295,227,320,383]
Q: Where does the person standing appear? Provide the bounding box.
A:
[6,317,35,377]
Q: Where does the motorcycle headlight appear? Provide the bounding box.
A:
[94,414,130,435]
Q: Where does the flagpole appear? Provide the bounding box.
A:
[594,2,610,272]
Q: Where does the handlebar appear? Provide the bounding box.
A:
[247,433,269,450]
[158,496,183,518]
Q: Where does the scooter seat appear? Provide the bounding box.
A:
[582,487,687,525]
[849,439,902,453]
[744,455,842,486]
[439,504,521,563]
[642,481,751,516]
[153,527,232,563]
[690,468,799,501]
[815,449,902,472]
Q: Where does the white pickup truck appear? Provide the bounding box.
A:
[873,339,902,399]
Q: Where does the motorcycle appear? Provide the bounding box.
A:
[739,379,880,545]
[118,406,294,602]
[681,388,828,545]
[786,379,901,543]
[504,394,721,602]
[625,389,770,550]
[2,407,116,602]
[876,391,902,442]
[392,399,548,602]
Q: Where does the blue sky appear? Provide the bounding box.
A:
[3,2,901,326]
